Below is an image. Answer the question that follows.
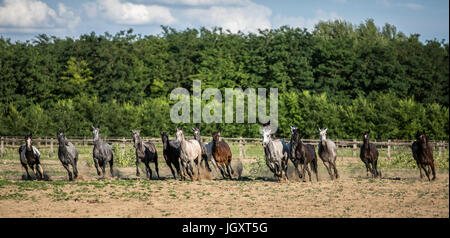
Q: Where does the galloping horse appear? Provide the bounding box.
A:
[176,128,202,181]
[412,131,436,181]
[132,130,159,179]
[18,134,44,180]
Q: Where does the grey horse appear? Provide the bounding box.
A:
[132,130,159,179]
[57,131,79,181]
[18,134,44,180]
[92,126,114,177]
[262,126,289,181]
[318,128,339,180]
[176,128,202,181]
[192,127,219,175]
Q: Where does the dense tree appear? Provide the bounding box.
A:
[0,20,448,139]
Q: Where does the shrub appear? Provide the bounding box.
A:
[112,144,135,167]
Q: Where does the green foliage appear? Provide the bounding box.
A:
[111,144,135,167]
[0,22,448,139]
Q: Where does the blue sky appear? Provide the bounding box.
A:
[0,0,448,43]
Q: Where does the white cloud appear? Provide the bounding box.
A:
[273,9,341,31]
[85,0,176,25]
[404,3,424,10]
[0,0,80,30]
[150,0,246,6]
[182,1,271,33]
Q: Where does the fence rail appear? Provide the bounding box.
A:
[1,136,448,160]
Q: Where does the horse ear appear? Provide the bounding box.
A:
[325,128,327,132]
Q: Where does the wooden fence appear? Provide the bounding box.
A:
[1,136,448,160]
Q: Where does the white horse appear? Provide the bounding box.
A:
[176,128,202,180]
[318,128,339,180]
[262,126,289,181]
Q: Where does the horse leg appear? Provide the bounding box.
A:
[304,163,312,182]
[93,158,101,176]
[420,164,431,181]
[204,155,212,172]
[301,162,308,182]
[145,162,153,180]
[292,160,301,179]
[430,163,436,181]
[136,159,141,177]
[72,160,78,179]
[372,160,379,178]
[166,160,176,179]
[225,162,233,180]
[227,157,234,178]
[62,163,73,181]
[217,162,226,179]
[323,161,333,180]
[196,155,201,179]
[109,159,114,178]
[332,161,339,179]
[154,159,160,179]
[23,164,32,180]
[188,163,195,181]
[363,160,370,177]
[29,165,37,180]
[282,159,289,181]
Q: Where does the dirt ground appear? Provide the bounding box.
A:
[0,156,448,218]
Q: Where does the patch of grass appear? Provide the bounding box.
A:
[0,192,29,201]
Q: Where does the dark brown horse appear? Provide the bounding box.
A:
[211,132,234,179]
[360,131,380,178]
[161,132,182,180]
[18,134,44,180]
[290,128,318,182]
[412,131,436,181]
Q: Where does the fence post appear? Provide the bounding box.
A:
[352,139,357,158]
[239,137,243,158]
[1,137,4,158]
[50,137,54,158]
[243,138,246,159]
[438,141,442,157]
[121,137,126,159]
[387,139,391,161]
[339,140,344,160]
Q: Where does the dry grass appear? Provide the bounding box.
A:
[0,154,448,218]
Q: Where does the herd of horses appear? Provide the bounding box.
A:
[17,126,437,183]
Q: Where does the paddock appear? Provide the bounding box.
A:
[0,136,448,218]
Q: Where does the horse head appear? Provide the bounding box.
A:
[192,127,201,141]
[319,128,328,145]
[91,126,100,141]
[212,132,220,144]
[261,126,272,147]
[131,130,141,148]
[176,128,184,142]
[57,130,65,143]
[25,134,32,150]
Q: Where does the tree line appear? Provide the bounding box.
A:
[0,19,448,140]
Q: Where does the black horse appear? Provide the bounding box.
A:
[161,132,182,180]
[412,131,436,181]
[290,128,319,182]
[18,134,44,180]
[360,131,380,178]
[132,130,159,179]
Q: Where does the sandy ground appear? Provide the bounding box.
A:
[0,156,448,218]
